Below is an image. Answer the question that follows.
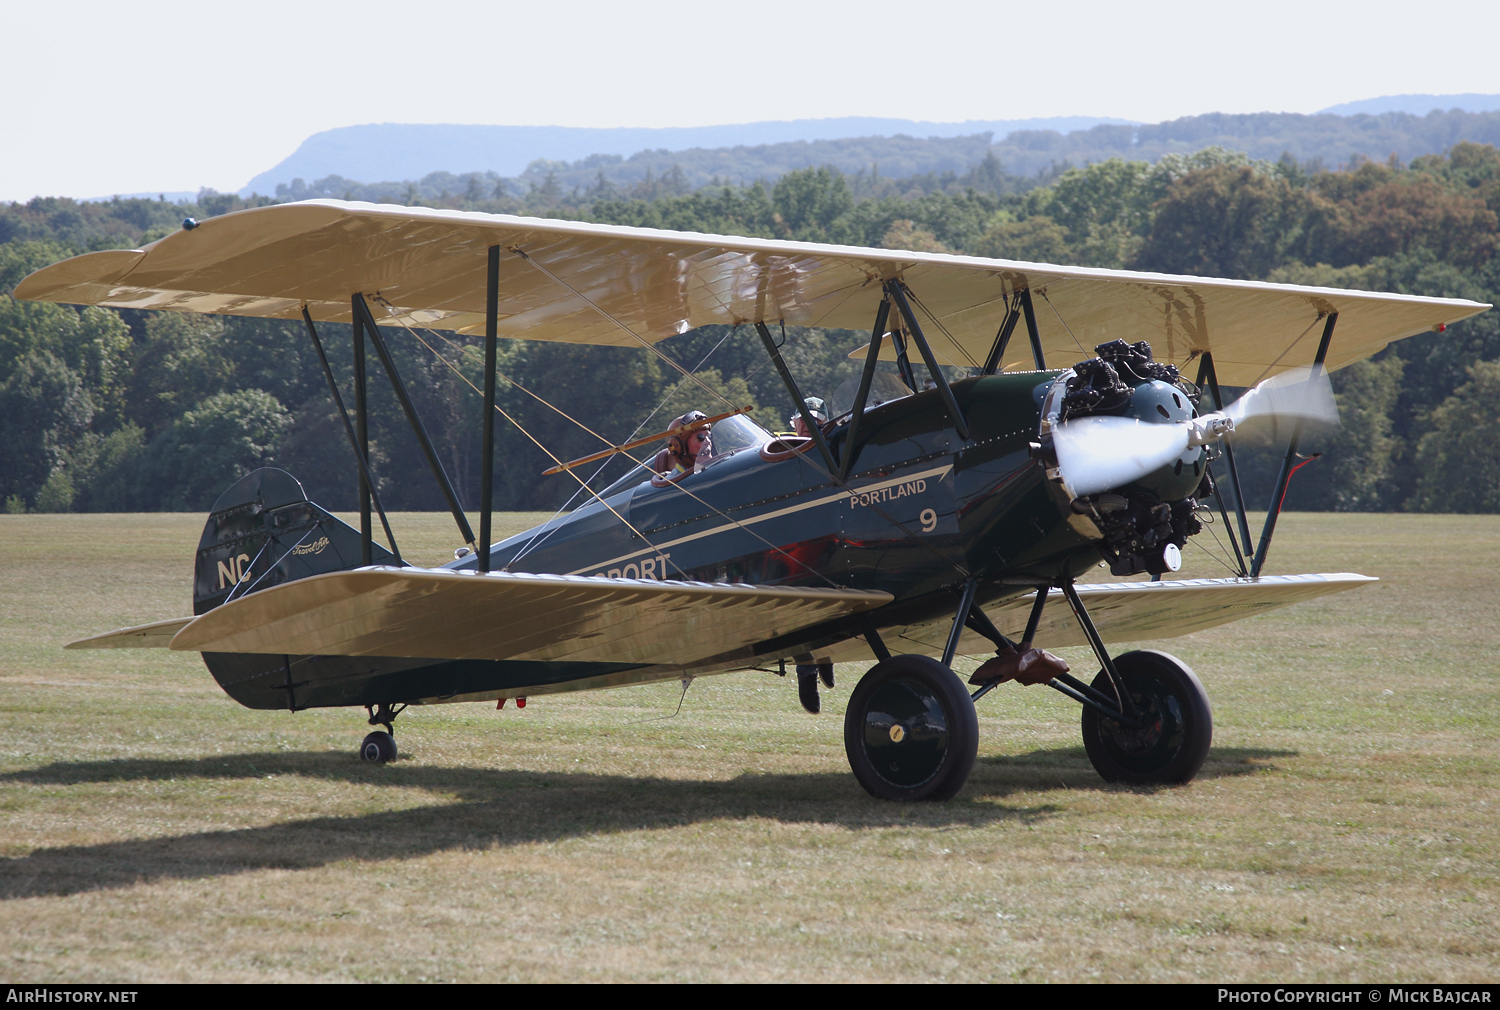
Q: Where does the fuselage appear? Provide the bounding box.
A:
[455,371,1104,628]
[199,370,1201,712]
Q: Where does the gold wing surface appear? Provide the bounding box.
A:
[14,201,1488,386]
[858,573,1378,661]
[168,567,892,667]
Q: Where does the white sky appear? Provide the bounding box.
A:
[5,0,1499,202]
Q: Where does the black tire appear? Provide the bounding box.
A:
[360,730,398,764]
[1081,650,1211,785]
[843,655,979,801]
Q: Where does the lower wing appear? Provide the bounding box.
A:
[149,568,891,668]
[880,573,1377,659]
[66,571,1372,671]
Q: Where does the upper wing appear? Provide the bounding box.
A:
[876,573,1377,660]
[165,567,891,668]
[14,201,1488,386]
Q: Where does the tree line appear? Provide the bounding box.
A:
[3,141,1498,517]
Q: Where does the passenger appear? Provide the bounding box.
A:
[651,411,713,477]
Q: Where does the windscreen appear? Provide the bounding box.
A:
[829,372,913,418]
[706,413,773,457]
[591,412,772,499]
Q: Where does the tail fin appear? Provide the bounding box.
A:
[193,467,399,616]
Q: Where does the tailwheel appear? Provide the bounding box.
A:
[360,730,398,764]
[360,701,406,764]
[1081,650,1212,785]
[844,655,979,801]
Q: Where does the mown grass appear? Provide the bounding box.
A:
[0,511,1495,982]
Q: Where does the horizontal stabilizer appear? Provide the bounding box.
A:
[66,617,195,650]
[168,567,892,666]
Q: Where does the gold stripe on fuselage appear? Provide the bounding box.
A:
[570,462,955,578]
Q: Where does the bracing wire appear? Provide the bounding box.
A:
[388,259,971,582]
[511,248,741,413]
[374,298,619,450]
[1191,518,1246,578]
[372,300,624,566]
[1246,315,1323,389]
[368,303,668,567]
[1038,289,1089,358]
[226,525,320,604]
[900,284,981,370]
[511,323,742,567]
[372,304,845,587]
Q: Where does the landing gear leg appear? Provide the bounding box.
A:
[360,702,407,764]
[1055,580,1212,784]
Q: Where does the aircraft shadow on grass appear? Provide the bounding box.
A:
[0,745,1289,900]
[979,745,1297,788]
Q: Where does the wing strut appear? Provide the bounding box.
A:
[1195,351,1253,574]
[885,281,969,439]
[1252,312,1338,577]
[353,297,372,563]
[352,293,476,550]
[479,245,500,572]
[982,298,1023,374]
[300,307,402,563]
[754,320,838,472]
[838,296,892,480]
[887,321,918,392]
[1020,288,1046,369]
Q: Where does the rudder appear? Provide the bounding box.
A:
[193,467,399,616]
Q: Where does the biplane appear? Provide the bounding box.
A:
[17,201,1489,800]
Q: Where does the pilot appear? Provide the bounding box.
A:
[651,411,713,477]
[786,396,829,438]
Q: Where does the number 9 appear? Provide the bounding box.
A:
[920,508,937,533]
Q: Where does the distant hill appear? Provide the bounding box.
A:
[991,108,1500,176]
[1318,93,1500,116]
[240,117,1128,197]
[503,134,999,195]
[238,99,1500,203]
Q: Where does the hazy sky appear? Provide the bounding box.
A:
[6,0,1498,202]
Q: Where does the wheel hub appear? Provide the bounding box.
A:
[862,678,951,788]
[1104,694,1166,754]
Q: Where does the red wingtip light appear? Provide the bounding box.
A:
[517,697,527,708]
[1436,323,1447,332]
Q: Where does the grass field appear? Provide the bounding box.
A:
[0,511,1496,983]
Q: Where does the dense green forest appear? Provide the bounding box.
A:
[3,140,1499,519]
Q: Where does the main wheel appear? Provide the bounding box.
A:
[844,655,979,801]
[1081,650,1211,785]
[360,730,398,764]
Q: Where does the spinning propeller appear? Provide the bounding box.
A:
[1049,367,1340,498]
